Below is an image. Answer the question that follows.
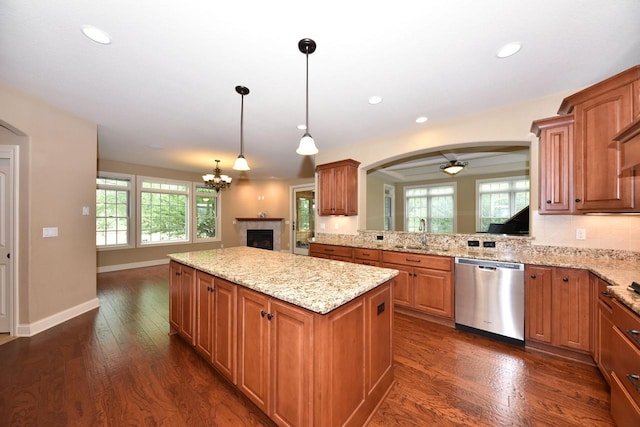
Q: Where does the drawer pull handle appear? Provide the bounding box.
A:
[599,291,612,298]
[627,374,640,394]
[406,258,421,263]
[325,248,334,252]
[627,330,640,346]
[361,253,370,256]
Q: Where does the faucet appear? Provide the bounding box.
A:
[418,218,427,247]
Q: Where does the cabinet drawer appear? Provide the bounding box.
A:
[309,243,353,258]
[354,248,380,261]
[613,298,640,351]
[597,277,614,306]
[382,251,451,271]
[611,371,640,425]
[612,325,640,407]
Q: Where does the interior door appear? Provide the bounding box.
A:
[0,158,11,333]
[291,185,315,256]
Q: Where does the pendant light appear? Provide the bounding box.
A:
[296,38,319,155]
[233,85,251,171]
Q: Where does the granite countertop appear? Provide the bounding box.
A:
[168,246,398,315]
[312,239,640,316]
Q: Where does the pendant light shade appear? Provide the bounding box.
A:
[232,85,251,171]
[297,38,318,155]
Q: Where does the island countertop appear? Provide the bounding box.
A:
[168,246,399,314]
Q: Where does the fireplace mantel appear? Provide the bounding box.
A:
[236,217,284,222]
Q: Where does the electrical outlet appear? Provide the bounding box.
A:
[483,241,496,248]
[467,240,480,247]
[575,228,586,240]
[376,235,384,241]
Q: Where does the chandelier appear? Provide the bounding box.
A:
[202,160,232,192]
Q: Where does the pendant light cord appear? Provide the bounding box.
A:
[240,93,244,156]
[305,51,309,133]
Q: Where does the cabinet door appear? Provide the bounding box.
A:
[413,267,453,319]
[573,84,636,211]
[269,300,314,427]
[213,278,237,384]
[525,265,553,344]
[538,116,574,214]
[553,268,592,352]
[382,262,412,307]
[332,164,349,215]
[237,288,270,413]
[195,271,214,359]
[367,282,392,394]
[180,265,196,345]
[317,167,335,215]
[169,261,181,332]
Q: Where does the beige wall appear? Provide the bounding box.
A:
[0,82,97,325]
[315,91,640,252]
[98,159,313,269]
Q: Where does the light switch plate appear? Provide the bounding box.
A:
[43,227,58,238]
[575,228,586,240]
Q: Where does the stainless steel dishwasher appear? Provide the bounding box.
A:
[454,257,525,343]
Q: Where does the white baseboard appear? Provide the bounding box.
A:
[97,258,169,273]
[16,297,101,337]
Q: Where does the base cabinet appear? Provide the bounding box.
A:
[382,251,453,320]
[525,265,592,354]
[593,274,614,385]
[237,287,314,426]
[195,272,238,383]
[308,243,354,263]
[170,261,196,345]
[610,298,640,425]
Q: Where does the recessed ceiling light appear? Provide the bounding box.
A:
[497,42,521,58]
[368,96,383,105]
[297,124,307,130]
[416,116,428,124]
[81,25,111,45]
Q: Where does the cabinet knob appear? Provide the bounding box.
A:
[546,200,551,204]
[260,310,267,318]
[267,313,274,320]
[575,198,582,203]
[562,277,569,282]
[530,274,536,279]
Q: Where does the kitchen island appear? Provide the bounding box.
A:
[168,247,399,427]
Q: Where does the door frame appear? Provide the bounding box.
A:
[0,145,19,336]
[290,184,315,255]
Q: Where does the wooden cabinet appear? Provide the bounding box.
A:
[525,265,592,354]
[382,251,453,320]
[308,242,354,262]
[531,115,574,214]
[353,247,381,266]
[315,159,360,216]
[593,274,614,385]
[557,65,640,213]
[237,287,314,426]
[610,298,640,425]
[169,260,196,345]
[195,272,238,383]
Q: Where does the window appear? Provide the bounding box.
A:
[138,177,189,245]
[405,184,455,233]
[194,184,220,241]
[477,177,529,232]
[96,174,133,248]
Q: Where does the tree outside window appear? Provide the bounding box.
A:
[405,184,455,233]
[477,177,529,232]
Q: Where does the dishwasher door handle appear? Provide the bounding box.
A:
[478,265,497,271]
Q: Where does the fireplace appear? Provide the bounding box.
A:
[247,229,274,251]
[236,218,283,251]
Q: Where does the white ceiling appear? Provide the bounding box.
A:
[1,1,639,180]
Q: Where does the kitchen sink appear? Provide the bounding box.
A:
[393,245,423,250]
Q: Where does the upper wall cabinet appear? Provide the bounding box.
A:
[316,159,360,216]
[532,115,575,214]
[534,65,640,214]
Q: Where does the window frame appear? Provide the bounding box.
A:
[192,183,221,242]
[404,182,457,233]
[476,175,530,232]
[137,176,191,247]
[96,172,135,250]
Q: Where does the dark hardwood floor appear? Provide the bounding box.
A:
[0,265,615,426]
